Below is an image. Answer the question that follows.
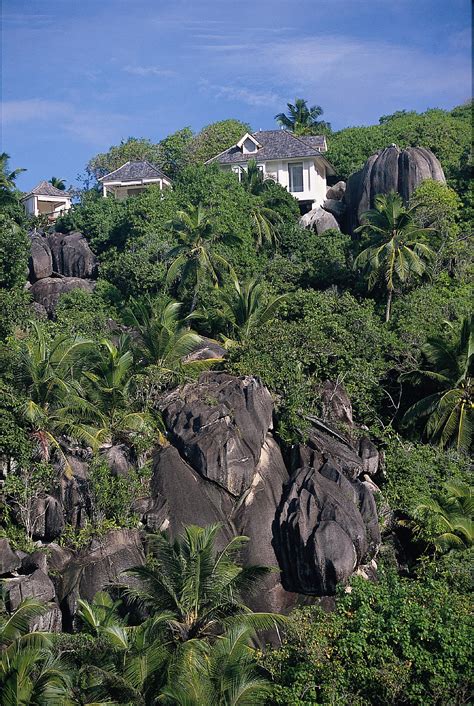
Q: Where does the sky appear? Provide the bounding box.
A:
[1,0,471,191]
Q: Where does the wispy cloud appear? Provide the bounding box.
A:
[123,65,176,78]
[199,80,283,108]
[1,99,131,145]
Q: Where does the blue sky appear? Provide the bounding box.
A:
[1,0,471,191]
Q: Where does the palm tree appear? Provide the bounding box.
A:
[402,315,473,452]
[275,98,330,134]
[49,177,66,191]
[75,592,170,704]
[166,203,240,311]
[123,524,284,643]
[240,160,272,196]
[0,152,26,191]
[124,297,212,379]
[160,624,272,705]
[354,192,435,322]
[0,591,71,705]
[412,480,473,552]
[250,201,282,250]
[81,335,151,447]
[14,322,95,469]
[215,277,287,343]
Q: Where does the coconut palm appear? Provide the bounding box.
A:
[0,152,26,191]
[81,335,151,447]
[14,322,96,468]
[402,315,473,453]
[239,160,272,196]
[123,524,285,644]
[124,297,212,379]
[412,480,473,553]
[166,203,240,311]
[0,591,71,705]
[275,98,330,134]
[75,592,170,704]
[249,201,282,250]
[354,192,435,322]
[49,177,66,191]
[214,277,288,343]
[160,624,272,705]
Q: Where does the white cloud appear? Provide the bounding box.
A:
[123,65,176,77]
[199,80,283,108]
[1,99,131,145]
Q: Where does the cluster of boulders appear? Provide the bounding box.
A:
[1,372,384,626]
[301,145,446,235]
[27,230,97,315]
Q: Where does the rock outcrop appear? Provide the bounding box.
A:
[300,207,340,234]
[344,145,446,233]
[47,231,97,279]
[161,372,274,496]
[29,233,53,281]
[30,277,95,315]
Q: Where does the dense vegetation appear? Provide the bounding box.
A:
[0,100,472,704]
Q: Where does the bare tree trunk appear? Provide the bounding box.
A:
[385,289,393,323]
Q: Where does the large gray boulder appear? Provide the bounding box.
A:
[161,372,274,496]
[48,231,97,279]
[345,145,446,233]
[326,181,346,200]
[30,495,65,541]
[0,538,20,576]
[322,198,346,220]
[58,529,145,625]
[3,569,62,632]
[299,207,340,234]
[273,462,380,595]
[30,277,95,315]
[29,234,53,281]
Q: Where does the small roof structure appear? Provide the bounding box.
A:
[21,180,71,200]
[99,160,170,183]
[206,130,334,173]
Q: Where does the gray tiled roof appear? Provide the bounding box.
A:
[99,160,170,183]
[207,130,326,165]
[298,135,327,151]
[24,180,71,198]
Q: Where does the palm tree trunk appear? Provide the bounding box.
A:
[385,289,393,323]
[190,290,198,314]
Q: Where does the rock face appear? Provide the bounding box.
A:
[344,145,446,233]
[30,277,95,315]
[29,234,53,281]
[322,198,346,220]
[300,207,341,234]
[274,462,380,595]
[161,372,274,496]
[0,538,20,575]
[47,232,97,279]
[326,181,346,200]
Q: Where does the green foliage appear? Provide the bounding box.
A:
[0,215,29,290]
[86,136,163,181]
[53,284,117,338]
[327,104,472,188]
[158,126,194,177]
[186,118,251,164]
[56,188,126,253]
[382,435,471,518]
[228,289,396,438]
[88,457,149,527]
[262,568,473,705]
[402,315,473,452]
[412,480,473,553]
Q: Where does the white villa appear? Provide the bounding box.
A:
[21,181,72,220]
[206,130,336,212]
[99,160,172,200]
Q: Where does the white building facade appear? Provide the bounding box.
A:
[99,160,172,200]
[207,131,335,212]
[21,181,72,220]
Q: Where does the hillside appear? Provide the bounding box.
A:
[0,102,472,704]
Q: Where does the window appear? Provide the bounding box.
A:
[288,162,304,193]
